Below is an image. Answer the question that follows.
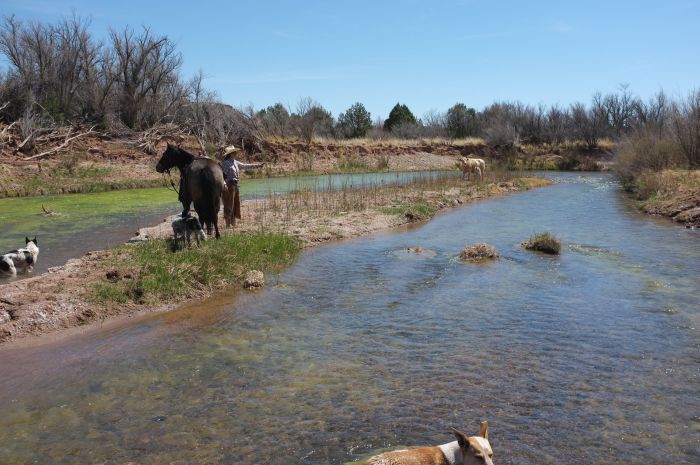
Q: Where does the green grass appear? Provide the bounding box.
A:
[90,232,301,305]
[522,232,561,255]
[380,202,437,221]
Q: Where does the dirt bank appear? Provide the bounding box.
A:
[630,170,700,228]
[0,175,551,345]
[1,125,607,198]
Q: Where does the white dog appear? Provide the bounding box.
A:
[172,215,206,247]
[0,237,40,278]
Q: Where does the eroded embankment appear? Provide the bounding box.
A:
[631,170,700,227]
[0,175,550,345]
[1,128,608,198]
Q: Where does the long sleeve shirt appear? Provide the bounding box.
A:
[221,159,262,182]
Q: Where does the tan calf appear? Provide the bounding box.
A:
[366,421,493,465]
[460,157,486,181]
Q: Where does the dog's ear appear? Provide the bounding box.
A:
[479,421,489,440]
[33,236,37,245]
[25,236,30,244]
[452,428,469,449]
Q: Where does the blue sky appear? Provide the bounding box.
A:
[2,0,699,120]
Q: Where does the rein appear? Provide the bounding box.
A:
[163,169,179,195]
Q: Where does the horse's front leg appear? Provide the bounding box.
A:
[214,219,220,239]
[181,199,192,217]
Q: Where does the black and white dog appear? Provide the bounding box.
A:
[172,215,206,247]
[0,237,39,278]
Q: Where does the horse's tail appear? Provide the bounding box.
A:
[192,164,224,235]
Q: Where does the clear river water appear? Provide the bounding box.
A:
[0,172,698,464]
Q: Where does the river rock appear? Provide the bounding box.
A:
[459,243,499,261]
[243,270,265,289]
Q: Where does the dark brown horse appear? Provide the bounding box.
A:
[156,144,225,239]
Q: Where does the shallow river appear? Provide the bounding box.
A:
[0,170,452,274]
[0,173,698,464]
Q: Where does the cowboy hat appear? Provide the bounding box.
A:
[222,145,239,157]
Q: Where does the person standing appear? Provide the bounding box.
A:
[220,145,264,228]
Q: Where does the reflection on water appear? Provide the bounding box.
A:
[0,173,698,464]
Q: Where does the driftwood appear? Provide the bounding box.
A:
[137,123,186,154]
[41,204,60,216]
[0,121,16,144]
[22,126,97,161]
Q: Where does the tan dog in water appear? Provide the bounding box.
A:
[366,421,493,465]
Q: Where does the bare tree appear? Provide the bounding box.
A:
[633,90,668,134]
[671,89,700,168]
[294,97,333,145]
[109,26,182,128]
[422,109,447,138]
[603,84,638,137]
[545,105,570,144]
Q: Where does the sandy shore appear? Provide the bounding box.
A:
[0,176,551,345]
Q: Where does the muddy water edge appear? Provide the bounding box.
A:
[0,172,698,464]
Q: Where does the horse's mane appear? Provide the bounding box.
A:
[172,144,197,160]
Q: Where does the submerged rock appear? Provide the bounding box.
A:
[243,270,265,289]
[406,247,425,254]
[459,243,499,262]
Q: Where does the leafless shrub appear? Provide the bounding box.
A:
[615,129,685,183]
[390,122,423,139]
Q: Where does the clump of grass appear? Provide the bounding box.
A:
[294,152,314,172]
[459,243,499,262]
[337,153,370,172]
[380,202,437,221]
[375,153,390,170]
[522,232,561,255]
[90,232,300,304]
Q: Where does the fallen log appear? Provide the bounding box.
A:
[22,126,97,161]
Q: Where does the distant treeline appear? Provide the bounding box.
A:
[0,15,698,172]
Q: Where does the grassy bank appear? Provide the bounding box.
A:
[91,232,300,305]
[629,170,700,227]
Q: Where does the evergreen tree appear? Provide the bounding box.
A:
[338,102,372,138]
[383,103,416,131]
